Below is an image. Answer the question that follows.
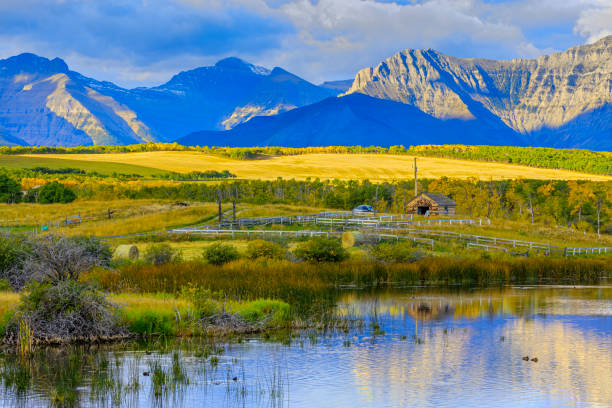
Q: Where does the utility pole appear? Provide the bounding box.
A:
[232,187,237,223]
[414,157,418,197]
[217,190,223,228]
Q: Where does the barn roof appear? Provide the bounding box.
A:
[420,192,456,206]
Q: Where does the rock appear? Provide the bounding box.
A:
[344,36,612,150]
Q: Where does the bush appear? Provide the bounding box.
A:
[180,285,219,318]
[0,278,10,291]
[0,237,32,289]
[203,243,240,266]
[70,236,113,267]
[369,241,424,263]
[19,235,107,285]
[5,280,126,344]
[245,240,286,260]
[292,237,348,263]
[1,235,109,289]
[0,174,21,203]
[143,244,181,265]
[38,181,76,204]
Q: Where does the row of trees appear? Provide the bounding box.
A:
[2,170,611,234]
[65,177,612,235]
[0,175,76,204]
[2,143,610,175]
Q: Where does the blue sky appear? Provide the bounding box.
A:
[0,0,610,88]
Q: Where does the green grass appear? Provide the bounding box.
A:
[0,291,19,336]
[0,154,169,177]
[233,299,291,325]
[108,292,292,336]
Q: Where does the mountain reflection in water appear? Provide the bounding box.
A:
[1,285,610,407]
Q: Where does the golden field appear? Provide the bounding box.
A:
[21,152,612,181]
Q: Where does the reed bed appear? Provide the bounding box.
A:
[89,257,611,302]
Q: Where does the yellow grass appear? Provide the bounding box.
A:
[0,292,19,314]
[62,204,219,237]
[235,204,330,218]
[439,220,612,248]
[132,240,252,261]
[23,152,612,181]
[0,199,188,226]
[128,238,367,261]
[109,292,191,311]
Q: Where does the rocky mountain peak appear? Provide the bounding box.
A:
[214,57,270,75]
[0,53,69,77]
[344,38,612,145]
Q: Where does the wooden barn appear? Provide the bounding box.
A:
[406,192,456,216]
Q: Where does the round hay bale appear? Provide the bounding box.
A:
[342,231,372,248]
[114,245,139,261]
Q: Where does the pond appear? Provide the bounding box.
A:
[1,285,611,407]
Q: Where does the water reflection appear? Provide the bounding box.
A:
[1,286,610,407]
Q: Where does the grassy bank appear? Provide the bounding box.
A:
[0,291,293,340]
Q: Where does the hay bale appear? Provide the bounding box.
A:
[342,232,373,248]
[114,245,139,261]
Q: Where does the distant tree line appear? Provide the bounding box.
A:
[63,177,611,235]
[1,170,611,233]
[0,167,235,183]
[2,143,610,175]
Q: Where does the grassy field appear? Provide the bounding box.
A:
[0,154,168,176]
[19,152,612,181]
[0,201,328,237]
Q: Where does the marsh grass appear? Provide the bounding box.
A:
[90,257,611,302]
[0,291,19,336]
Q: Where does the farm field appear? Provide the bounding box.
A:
[0,154,168,176]
[18,152,612,181]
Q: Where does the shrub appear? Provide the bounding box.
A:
[245,240,286,260]
[143,244,181,265]
[369,241,424,263]
[180,285,219,318]
[38,181,76,204]
[0,237,32,289]
[70,236,113,267]
[1,235,108,289]
[20,235,106,284]
[292,237,348,263]
[0,174,21,203]
[0,278,10,291]
[203,243,240,266]
[4,280,126,343]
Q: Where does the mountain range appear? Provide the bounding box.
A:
[1,36,611,150]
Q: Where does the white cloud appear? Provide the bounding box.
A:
[574,1,612,43]
[0,0,609,87]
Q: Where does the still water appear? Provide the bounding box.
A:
[1,286,611,407]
